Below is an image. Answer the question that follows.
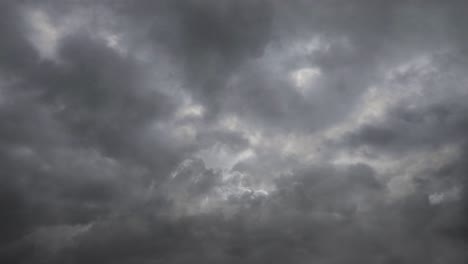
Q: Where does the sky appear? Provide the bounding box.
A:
[1,0,468,263]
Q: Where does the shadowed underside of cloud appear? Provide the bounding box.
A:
[1,0,468,263]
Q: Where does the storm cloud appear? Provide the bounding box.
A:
[1,0,468,263]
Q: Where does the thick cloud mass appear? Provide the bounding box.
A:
[1,0,468,263]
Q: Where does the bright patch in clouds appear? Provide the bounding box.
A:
[429,186,462,205]
[197,144,256,170]
[290,67,321,94]
[175,104,205,119]
[26,9,59,60]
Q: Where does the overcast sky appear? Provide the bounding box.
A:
[1,0,468,263]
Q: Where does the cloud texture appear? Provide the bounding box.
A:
[1,0,468,263]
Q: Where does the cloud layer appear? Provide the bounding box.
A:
[1,0,468,263]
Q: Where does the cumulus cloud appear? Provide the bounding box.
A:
[1,0,468,263]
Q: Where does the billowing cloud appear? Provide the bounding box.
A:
[1,0,468,263]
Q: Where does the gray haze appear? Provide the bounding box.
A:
[1,0,468,263]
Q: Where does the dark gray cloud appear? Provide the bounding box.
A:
[1,0,468,263]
